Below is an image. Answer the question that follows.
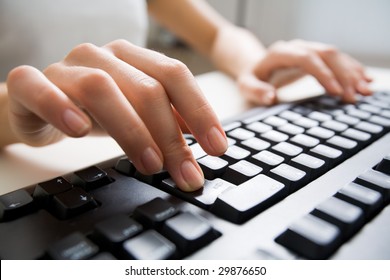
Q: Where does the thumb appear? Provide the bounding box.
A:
[237,73,277,106]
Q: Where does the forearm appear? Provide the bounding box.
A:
[0,83,18,147]
[148,0,266,80]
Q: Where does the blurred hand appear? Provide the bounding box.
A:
[6,39,228,191]
[237,39,372,105]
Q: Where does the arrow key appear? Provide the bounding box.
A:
[72,166,112,191]
[0,189,35,222]
[51,188,98,219]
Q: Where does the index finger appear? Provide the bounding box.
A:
[103,40,228,156]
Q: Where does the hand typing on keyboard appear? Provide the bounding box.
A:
[3,40,228,192]
[0,0,373,194]
[237,40,373,105]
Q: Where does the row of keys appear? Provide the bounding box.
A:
[0,165,111,222]
[0,163,221,259]
[112,93,390,224]
[275,154,390,259]
[45,198,220,259]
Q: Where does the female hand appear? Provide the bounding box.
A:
[6,39,228,191]
[237,39,372,105]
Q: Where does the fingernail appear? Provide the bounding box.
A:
[63,109,90,135]
[181,160,204,191]
[357,80,371,94]
[207,126,228,155]
[141,147,163,174]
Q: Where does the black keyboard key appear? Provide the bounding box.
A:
[135,169,170,185]
[161,178,234,208]
[293,117,319,128]
[228,127,255,140]
[162,212,219,255]
[358,103,382,114]
[240,138,270,152]
[290,134,320,149]
[278,123,305,135]
[222,160,263,185]
[222,145,251,163]
[33,177,73,205]
[275,214,342,259]
[375,154,390,175]
[321,120,348,132]
[336,114,360,125]
[122,229,176,260]
[263,116,288,127]
[271,142,303,157]
[347,108,371,120]
[261,130,289,143]
[250,150,285,169]
[0,189,35,222]
[306,126,335,140]
[290,153,326,178]
[292,105,314,115]
[354,121,383,135]
[190,142,207,159]
[51,187,98,219]
[341,128,371,142]
[46,232,99,260]
[326,136,358,152]
[133,197,179,228]
[270,163,307,193]
[369,115,390,128]
[311,196,364,238]
[72,166,112,190]
[115,157,136,176]
[355,169,390,202]
[278,110,302,121]
[309,144,344,167]
[335,182,383,218]
[307,111,332,122]
[211,174,286,224]
[198,155,229,180]
[92,215,143,253]
[246,121,272,134]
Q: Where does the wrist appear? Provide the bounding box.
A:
[210,25,266,79]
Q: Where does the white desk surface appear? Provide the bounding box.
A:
[1,67,389,195]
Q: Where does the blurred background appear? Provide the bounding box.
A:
[148,0,390,75]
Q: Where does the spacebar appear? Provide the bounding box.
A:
[211,174,287,224]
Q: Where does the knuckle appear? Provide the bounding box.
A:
[159,57,190,78]
[76,69,113,101]
[79,68,111,89]
[105,39,132,50]
[269,40,286,51]
[7,65,34,84]
[137,76,166,99]
[66,43,99,61]
[320,45,338,57]
[296,49,314,63]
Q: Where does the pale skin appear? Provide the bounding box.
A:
[0,0,372,191]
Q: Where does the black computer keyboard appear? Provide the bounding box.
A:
[1,91,390,260]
